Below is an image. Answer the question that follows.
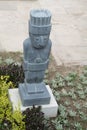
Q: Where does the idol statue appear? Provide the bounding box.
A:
[19,9,52,106]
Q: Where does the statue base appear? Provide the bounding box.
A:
[8,85,58,117]
[19,82,51,106]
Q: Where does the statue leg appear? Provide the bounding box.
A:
[24,71,45,83]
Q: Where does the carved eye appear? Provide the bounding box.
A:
[44,36,48,41]
[44,38,47,40]
[36,38,39,41]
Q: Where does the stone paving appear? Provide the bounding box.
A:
[0,0,87,66]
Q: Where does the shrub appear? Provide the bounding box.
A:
[23,106,54,130]
[0,76,25,130]
[23,106,45,130]
[0,64,24,87]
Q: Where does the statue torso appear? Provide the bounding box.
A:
[23,38,52,63]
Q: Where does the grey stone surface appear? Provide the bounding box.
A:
[19,9,52,106]
[0,0,87,66]
[23,9,52,83]
[19,83,50,106]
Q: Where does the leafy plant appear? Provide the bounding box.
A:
[0,76,25,130]
[0,64,24,87]
[61,88,68,96]
[23,106,54,130]
[68,110,76,117]
[56,73,66,87]
[65,72,77,87]
[79,111,87,121]
[12,111,25,130]
[68,89,77,100]
[4,58,14,65]
[50,68,87,130]
[73,102,81,110]
[64,101,70,106]
[51,73,65,89]
[74,122,83,130]
[52,104,68,130]
[83,69,87,77]
[50,79,58,88]
[76,90,86,99]
[76,83,83,90]
[52,89,61,101]
[44,70,49,84]
[79,74,87,84]
[0,57,2,64]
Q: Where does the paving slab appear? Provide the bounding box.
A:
[0,1,17,10]
[0,0,87,66]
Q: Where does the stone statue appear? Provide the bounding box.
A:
[19,9,52,106]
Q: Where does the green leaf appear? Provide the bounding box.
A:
[75,122,82,129]
[76,83,83,90]
[0,58,2,64]
[4,58,14,65]
[56,123,63,130]
[69,110,76,117]
[64,101,70,106]
[82,80,87,85]
[83,69,87,77]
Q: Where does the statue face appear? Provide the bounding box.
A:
[30,33,49,48]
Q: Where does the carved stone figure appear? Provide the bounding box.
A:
[19,9,52,106]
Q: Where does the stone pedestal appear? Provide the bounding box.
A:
[8,85,58,117]
[19,82,50,106]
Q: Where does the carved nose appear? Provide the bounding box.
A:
[40,36,44,42]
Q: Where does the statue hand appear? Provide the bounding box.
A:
[35,58,42,63]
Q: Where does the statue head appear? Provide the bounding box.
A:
[29,9,52,48]
[29,33,49,48]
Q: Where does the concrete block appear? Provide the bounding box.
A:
[8,85,58,117]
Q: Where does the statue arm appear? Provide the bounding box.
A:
[24,59,49,71]
[47,39,52,58]
[49,39,52,51]
[23,39,29,61]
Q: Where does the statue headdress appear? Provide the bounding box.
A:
[29,9,52,34]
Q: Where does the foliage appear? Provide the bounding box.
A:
[52,104,68,130]
[50,68,87,130]
[0,64,24,87]
[4,58,15,65]
[0,54,87,130]
[0,76,13,124]
[23,106,44,130]
[0,53,23,66]
[12,111,25,130]
[0,76,25,130]
[23,106,54,130]
[51,73,65,89]
[65,72,77,87]
[44,70,49,84]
